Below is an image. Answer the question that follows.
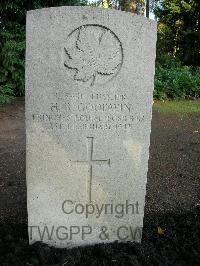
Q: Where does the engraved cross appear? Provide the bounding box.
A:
[72,137,110,202]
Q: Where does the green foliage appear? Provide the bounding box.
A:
[120,0,146,15]
[0,0,88,103]
[1,1,200,103]
[154,54,200,100]
[0,84,15,104]
[153,0,200,99]
[155,0,200,66]
[0,24,25,101]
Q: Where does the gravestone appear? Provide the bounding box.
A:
[26,6,157,248]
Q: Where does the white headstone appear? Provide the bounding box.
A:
[26,6,157,248]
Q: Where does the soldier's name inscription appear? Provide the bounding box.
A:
[31,92,146,131]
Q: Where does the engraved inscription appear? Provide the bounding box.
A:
[31,92,146,131]
[64,25,123,86]
[71,137,110,202]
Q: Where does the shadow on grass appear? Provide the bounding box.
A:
[153,100,200,114]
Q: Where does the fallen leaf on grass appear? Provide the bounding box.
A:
[158,226,165,236]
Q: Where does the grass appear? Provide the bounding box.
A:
[153,100,200,114]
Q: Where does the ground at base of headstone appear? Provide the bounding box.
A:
[0,208,199,266]
[1,99,200,265]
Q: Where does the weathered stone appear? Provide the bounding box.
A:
[26,6,157,248]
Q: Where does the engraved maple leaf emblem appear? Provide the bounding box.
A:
[64,25,123,86]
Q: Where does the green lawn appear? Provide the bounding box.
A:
[153,100,200,114]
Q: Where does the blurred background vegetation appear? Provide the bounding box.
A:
[0,0,200,103]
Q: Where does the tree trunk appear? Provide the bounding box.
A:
[146,0,149,18]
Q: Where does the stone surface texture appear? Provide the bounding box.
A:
[26,6,157,248]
